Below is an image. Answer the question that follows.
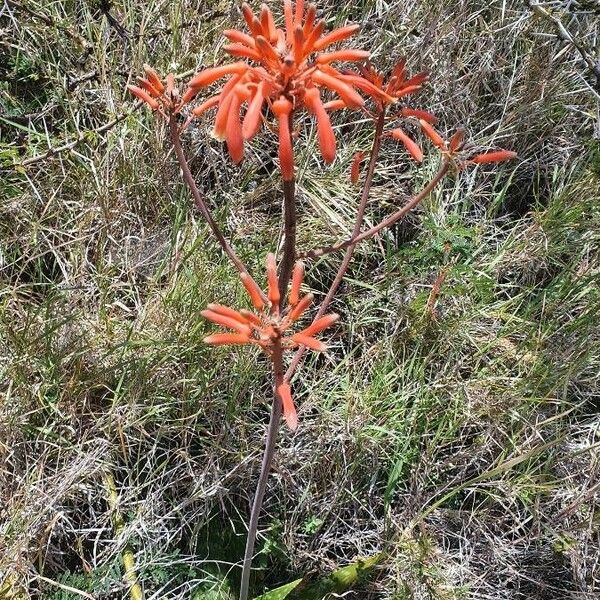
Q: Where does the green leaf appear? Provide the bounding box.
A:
[253,554,383,600]
[252,578,302,600]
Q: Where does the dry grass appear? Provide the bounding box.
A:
[1,1,599,599]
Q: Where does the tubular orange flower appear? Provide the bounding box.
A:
[183,1,388,170]
[290,332,326,351]
[470,150,518,164]
[350,151,365,184]
[289,260,304,306]
[400,107,438,124]
[204,333,252,345]
[272,96,295,180]
[299,313,339,337]
[390,128,423,162]
[127,85,160,110]
[143,64,165,94]
[449,127,465,153]
[304,87,336,163]
[419,119,446,150]
[277,382,298,431]
[266,252,281,307]
[188,62,249,88]
[240,272,266,309]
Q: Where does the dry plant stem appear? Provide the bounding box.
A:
[303,161,450,259]
[239,338,285,600]
[285,109,387,381]
[169,114,266,300]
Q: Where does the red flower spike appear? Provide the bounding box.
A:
[240,272,266,310]
[390,128,423,162]
[202,257,338,431]
[400,107,438,124]
[277,382,298,431]
[128,65,204,117]
[470,150,517,164]
[272,97,295,181]
[304,87,336,163]
[420,119,446,150]
[350,151,365,184]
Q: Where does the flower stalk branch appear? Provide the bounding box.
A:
[169,114,266,301]
[301,160,451,260]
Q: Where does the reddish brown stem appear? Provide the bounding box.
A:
[239,338,284,600]
[169,114,267,303]
[279,177,296,297]
[278,106,297,297]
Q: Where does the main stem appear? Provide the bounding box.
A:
[239,339,285,600]
[285,110,387,380]
[278,107,297,296]
[169,115,265,301]
[240,112,297,600]
[279,177,297,296]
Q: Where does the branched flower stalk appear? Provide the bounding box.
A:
[126,2,517,599]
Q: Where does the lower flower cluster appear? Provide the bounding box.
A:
[202,254,338,430]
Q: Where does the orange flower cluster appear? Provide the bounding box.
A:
[182,1,393,178]
[416,120,517,166]
[126,65,186,115]
[359,60,429,109]
[202,253,338,430]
